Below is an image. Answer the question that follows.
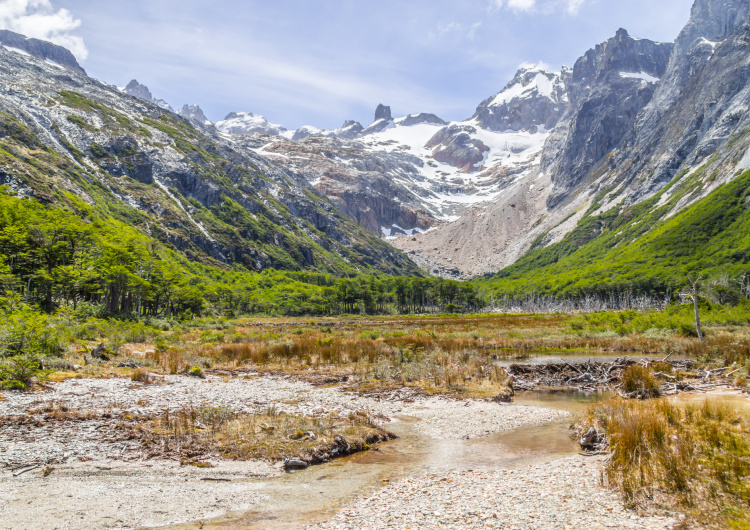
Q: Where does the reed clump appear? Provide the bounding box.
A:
[621,365,661,397]
[575,398,750,527]
[141,403,391,463]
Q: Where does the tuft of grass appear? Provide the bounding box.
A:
[621,365,661,398]
[131,368,150,383]
[136,403,392,464]
[575,398,750,527]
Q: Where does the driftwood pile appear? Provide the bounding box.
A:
[507,356,703,394]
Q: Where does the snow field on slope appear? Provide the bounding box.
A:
[359,121,549,218]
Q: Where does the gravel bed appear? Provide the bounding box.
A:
[398,397,568,439]
[0,459,277,530]
[310,456,676,529]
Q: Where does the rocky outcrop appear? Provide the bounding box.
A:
[427,124,489,172]
[374,104,392,122]
[335,120,364,139]
[0,29,84,72]
[122,79,174,111]
[472,66,569,133]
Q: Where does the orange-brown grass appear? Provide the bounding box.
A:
[102,314,749,396]
[139,403,391,463]
[621,365,661,397]
[575,398,750,527]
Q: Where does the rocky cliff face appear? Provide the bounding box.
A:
[541,29,673,207]
[0,43,420,277]
[0,29,84,72]
[610,0,750,203]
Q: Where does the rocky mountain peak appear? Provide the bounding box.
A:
[542,29,673,207]
[571,29,673,90]
[122,79,174,112]
[178,104,211,126]
[124,79,153,101]
[676,0,750,56]
[472,64,568,132]
[375,104,392,122]
[215,112,288,136]
[0,29,84,73]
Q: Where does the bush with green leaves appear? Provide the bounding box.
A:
[0,355,51,389]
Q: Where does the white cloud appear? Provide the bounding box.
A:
[434,21,482,41]
[507,0,536,11]
[491,0,588,15]
[0,0,87,60]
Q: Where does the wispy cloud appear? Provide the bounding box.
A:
[0,0,87,60]
[491,0,589,15]
[432,21,482,41]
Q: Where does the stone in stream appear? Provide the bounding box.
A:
[284,459,309,472]
[579,427,606,451]
[493,388,514,403]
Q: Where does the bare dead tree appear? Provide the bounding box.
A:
[680,275,704,342]
[738,273,750,300]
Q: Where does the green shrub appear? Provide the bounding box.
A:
[187,365,205,378]
[0,355,50,389]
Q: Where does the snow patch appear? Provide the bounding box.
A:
[490,72,555,107]
[2,46,31,56]
[736,146,750,172]
[619,71,660,84]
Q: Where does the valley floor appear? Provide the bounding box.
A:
[0,372,679,530]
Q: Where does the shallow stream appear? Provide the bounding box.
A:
[175,390,750,529]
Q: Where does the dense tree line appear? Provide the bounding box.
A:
[0,191,485,318]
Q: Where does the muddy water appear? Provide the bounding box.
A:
[174,390,750,529]
[178,391,607,530]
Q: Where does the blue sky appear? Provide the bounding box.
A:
[1,0,693,129]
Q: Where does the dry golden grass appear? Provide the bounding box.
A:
[621,365,661,397]
[53,313,750,397]
[136,404,392,463]
[575,398,750,528]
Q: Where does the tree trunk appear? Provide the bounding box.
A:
[693,295,704,342]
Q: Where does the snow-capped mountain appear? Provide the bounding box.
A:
[177,104,212,127]
[33,0,745,281]
[223,66,563,249]
[215,112,290,137]
[472,65,569,133]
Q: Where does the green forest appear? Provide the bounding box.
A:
[0,189,484,320]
